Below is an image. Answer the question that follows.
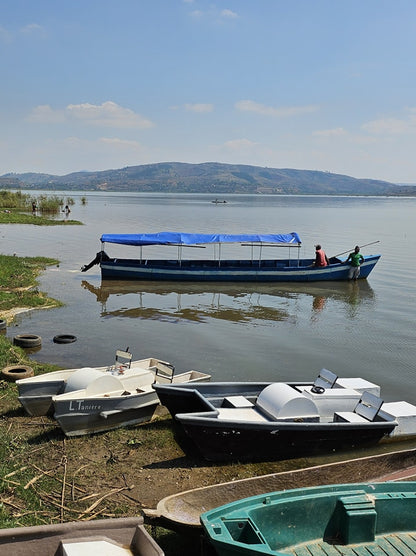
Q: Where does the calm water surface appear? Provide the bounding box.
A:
[1,193,415,403]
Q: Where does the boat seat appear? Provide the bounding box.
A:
[222,396,254,408]
[153,362,175,383]
[312,368,338,390]
[115,349,132,371]
[334,391,384,423]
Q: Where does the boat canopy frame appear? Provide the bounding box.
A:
[100,232,302,267]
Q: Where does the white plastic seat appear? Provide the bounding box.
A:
[334,391,384,423]
[115,349,132,370]
[154,362,175,383]
[313,368,338,390]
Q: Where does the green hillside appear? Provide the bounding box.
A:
[2,162,415,196]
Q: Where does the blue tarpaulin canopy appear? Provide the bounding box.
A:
[100,232,302,246]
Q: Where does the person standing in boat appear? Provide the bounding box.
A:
[313,245,329,267]
[346,245,364,280]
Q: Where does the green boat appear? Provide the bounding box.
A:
[201,482,416,556]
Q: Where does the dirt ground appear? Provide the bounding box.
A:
[2,394,297,522]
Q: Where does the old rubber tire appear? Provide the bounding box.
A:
[1,365,34,381]
[0,319,6,331]
[53,334,77,344]
[13,334,42,348]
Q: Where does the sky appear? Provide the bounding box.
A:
[1,0,416,183]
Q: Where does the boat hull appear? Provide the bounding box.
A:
[177,415,395,461]
[54,396,160,437]
[101,255,380,282]
[16,357,166,416]
[201,482,416,556]
[0,516,163,556]
[154,379,398,461]
[53,370,211,437]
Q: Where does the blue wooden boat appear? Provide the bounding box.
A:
[201,482,416,556]
[81,232,380,282]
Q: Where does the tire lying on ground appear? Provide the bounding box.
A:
[1,365,34,381]
[13,334,42,348]
[0,319,6,331]
[53,334,77,344]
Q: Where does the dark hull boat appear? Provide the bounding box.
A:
[153,370,416,462]
[81,232,380,282]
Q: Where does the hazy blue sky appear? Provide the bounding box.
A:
[1,0,415,182]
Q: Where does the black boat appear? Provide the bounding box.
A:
[154,370,416,462]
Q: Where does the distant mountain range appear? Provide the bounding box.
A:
[1,162,415,196]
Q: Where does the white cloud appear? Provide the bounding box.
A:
[313,127,347,137]
[362,117,411,135]
[223,138,258,150]
[220,9,238,19]
[66,101,154,128]
[0,23,45,42]
[184,103,214,113]
[20,23,45,36]
[362,108,416,135]
[189,7,238,21]
[26,105,66,123]
[235,100,318,117]
[190,10,204,18]
[98,137,144,150]
[27,101,154,129]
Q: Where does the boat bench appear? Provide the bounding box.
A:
[218,396,271,421]
[334,391,384,423]
[216,407,269,422]
[334,494,377,544]
[222,396,254,408]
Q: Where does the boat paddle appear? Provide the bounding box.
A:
[330,240,380,260]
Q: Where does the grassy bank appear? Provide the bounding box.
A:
[0,254,62,319]
[0,210,80,225]
[0,190,81,225]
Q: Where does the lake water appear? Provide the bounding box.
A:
[1,193,415,403]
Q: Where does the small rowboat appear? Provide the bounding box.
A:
[201,481,416,556]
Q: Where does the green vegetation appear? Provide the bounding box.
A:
[0,190,81,225]
[0,254,61,314]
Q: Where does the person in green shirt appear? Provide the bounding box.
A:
[346,245,364,280]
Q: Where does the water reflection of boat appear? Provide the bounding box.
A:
[81,280,375,324]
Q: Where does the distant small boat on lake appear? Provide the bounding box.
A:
[212,198,227,203]
[81,231,381,282]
